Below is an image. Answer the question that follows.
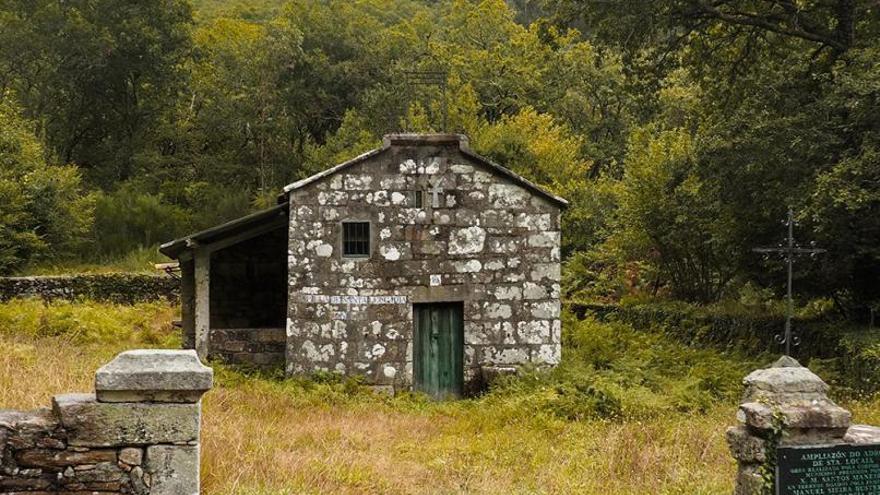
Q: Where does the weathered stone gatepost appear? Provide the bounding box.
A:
[0,349,212,494]
[726,356,880,494]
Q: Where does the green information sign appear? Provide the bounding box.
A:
[777,444,880,494]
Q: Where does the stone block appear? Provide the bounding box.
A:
[733,464,765,495]
[737,402,775,430]
[94,349,213,403]
[726,426,766,463]
[59,461,125,484]
[527,231,560,248]
[742,358,829,402]
[737,400,851,432]
[781,428,849,446]
[482,346,529,365]
[448,226,486,255]
[118,447,143,466]
[53,393,200,447]
[522,282,547,300]
[130,465,149,494]
[145,445,199,495]
[844,424,880,444]
[517,320,552,343]
[15,448,116,469]
[488,183,529,208]
[0,475,53,491]
[0,410,61,450]
[534,344,561,365]
[780,402,851,431]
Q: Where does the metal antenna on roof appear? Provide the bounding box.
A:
[402,70,448,132]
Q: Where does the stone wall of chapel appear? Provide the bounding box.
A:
[286,144,562,391]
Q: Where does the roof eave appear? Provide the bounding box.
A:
[159,203,289,259]
[282,147,389,195]
[458,147,569,209]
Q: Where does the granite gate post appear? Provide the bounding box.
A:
[727,356,880,494]
[0,349,212,494]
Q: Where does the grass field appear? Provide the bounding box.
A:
[2,299,878,494]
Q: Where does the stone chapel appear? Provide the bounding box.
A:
[161,133,566,397]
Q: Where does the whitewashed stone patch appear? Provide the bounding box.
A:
[381,245,401,261]
[488,183,529,208]
[494,286,523,300]
[453,259,482,273]
[449,226,486,255]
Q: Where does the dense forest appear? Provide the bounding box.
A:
[0,0,877,315]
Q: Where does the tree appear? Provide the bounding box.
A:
[0,0,193,187]
[806,47,880,314]
[547,0,877,57]
[611,121,735,303]
[186,16,305,194]
[0,94,94,273]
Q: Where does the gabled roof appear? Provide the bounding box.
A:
[159,203,288,259]
[281,133,569,208]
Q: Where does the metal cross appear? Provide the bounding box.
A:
[402,70,448,131]
[428,180,443,208]
[753,208,826,356]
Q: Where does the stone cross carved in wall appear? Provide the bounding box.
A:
[428,178,443,208]
[752,208,825,357]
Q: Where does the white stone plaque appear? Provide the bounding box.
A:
[298,294,408,305]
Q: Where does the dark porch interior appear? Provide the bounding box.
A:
[209,227,287,329]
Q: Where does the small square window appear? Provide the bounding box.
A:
[342,222,370,257]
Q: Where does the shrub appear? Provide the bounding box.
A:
[836,330,880,395]
[484,311,758,421]
[93,185,191,257]
[0,94,95,274]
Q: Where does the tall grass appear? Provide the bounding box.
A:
[0,298,177,408]
[1,299,877,494]
[0,297,177,344]
[200,379,737,494]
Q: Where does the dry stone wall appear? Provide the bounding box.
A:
[286,136,563,392]
[0,274,179,304]
[0,350,212,494]
[209,327,286,368]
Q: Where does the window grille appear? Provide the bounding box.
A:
[342,222,370,257]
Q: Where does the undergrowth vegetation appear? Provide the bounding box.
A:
[485,313,759,421]
[205,311,759,422]
[0,298,876,494]
[0,298,177,345]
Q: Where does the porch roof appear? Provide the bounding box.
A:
[159,203,288,259]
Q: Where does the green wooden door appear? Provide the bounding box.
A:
[414,303,464,399]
